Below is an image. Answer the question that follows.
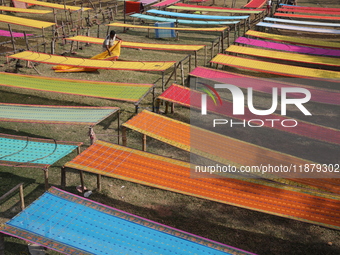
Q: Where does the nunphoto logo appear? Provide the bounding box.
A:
[200,83,312,128]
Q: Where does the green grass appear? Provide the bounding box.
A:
[0,0,339,254]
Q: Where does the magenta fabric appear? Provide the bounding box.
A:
[153,0,180,7]
[0,30,33,37]
[244,0,266,8]
[161,83,340,144]
[139,0,158,5]
[235,37,340,57]
[190,66,340,106]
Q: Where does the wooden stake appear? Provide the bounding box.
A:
[174,63,177,83]
[42,27,46,53]
[19,184,25,211]
[69,9,74,30]
[152,86,155,112]
[180,61,184,85]
[8,24,16,53]
[61,21,66,45]
[0,233,4,255]
[171,103,175,114]
[63,0,69,24]
[227,28,230,47]
[142,134,147,151]
[211,41,214,60]
[81,3,84,28]
[97,175,101,191]
[194,51,197,67]
[44,169,49,190]
[23,31,30,50]
[76,28,79,50]
[162,71,165,91]
[61,167,66,189]
[221,31,224,52]
[53,8,58,26]
[69,40,74,53]
[122,126,127,146]
[79,170,85,192]
[155,98,161,114]
[117,110,120,145]
[165,101,169,114]
[217,36,221,53]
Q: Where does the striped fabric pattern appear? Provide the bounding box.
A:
[0,103,119,125]
[155,22,176,38]
[0,187,255,255]
[245,30,340,49]
[0,72,153,103]
[158,84,340,144]
[64,140,340,230]
[9,51,175,71]
[0,134,80,167]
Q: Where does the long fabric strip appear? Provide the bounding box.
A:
[159,84,339,144]
[235,37,340,57]
[0,187,253,255]
[64,140,340,230]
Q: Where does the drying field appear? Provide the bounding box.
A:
[0,0,339,254]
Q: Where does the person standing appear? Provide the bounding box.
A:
[103,30,121,56]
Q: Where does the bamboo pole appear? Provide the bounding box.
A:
[61,21,66,45]
[51,27,56,54]
[61,167,66,189]
[122,126,127,146]
[23,32,30,50]
[76,28,79,50]
[173,63,177,83]
[0,233,4,255]
[117,110,120,145]
[221,31,224,52]
[19,184,25,211]
[53,8,58,26]
[97,175,101,191]
[227,28,230,47]
[155,98,161,114]
[63,0,69,24]
[42,27,46,53]
[44,169,49,190]
[79,170,85,192]
[152,86,155,112]
[142,134,147,151]
[165,101,169,114]
[171,103,174,114]
[180,61,184,85]
[81,3,84,28]
[162,71,165,91]
[211,41,214,60]
[8,24,16,53]
[69,9,74,30]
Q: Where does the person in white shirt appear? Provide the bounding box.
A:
[103,30,121,56]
